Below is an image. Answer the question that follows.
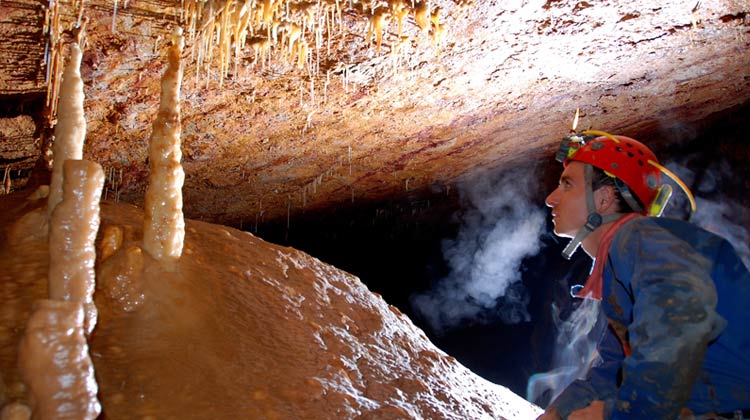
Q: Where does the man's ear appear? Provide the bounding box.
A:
[594,186,618,214]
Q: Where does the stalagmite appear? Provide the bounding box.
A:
[18,300,101,420]
[48,43,86,219]
[48,159,105,335]
[143,28,186,262]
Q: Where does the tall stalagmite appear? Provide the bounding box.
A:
[18,299,101,420]
[48,159,105,334]
[47,43,86,219]
[17,161,104,419]
[15,31,105,417]
[143,28,186,262]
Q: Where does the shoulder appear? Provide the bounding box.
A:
[611,216,668,243]
[633,217,729,254]
[607,216,698,263]
[608,215,740,271]
[612,216,720,244]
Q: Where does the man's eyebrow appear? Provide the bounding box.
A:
[559,174,573,184]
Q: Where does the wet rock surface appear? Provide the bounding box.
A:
[0,191,542,419]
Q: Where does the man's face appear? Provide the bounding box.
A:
[545,161,589,238]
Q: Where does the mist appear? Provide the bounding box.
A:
[410,167,547,333]
[527,298,607,407]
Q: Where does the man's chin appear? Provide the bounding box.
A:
[552,228,574,239]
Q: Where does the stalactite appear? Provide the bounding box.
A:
[414,0,429,32]
[44,0,61,90]
[112,0,118,32]
[174,0,466,92]
[2,167,11,194]
[391,0,408,38]
[367,6,390,53]
[286,22,302,60]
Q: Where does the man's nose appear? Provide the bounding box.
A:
[545,188,558,208]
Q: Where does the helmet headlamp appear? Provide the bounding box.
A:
[555,133,593,163]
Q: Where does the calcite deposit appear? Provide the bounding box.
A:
[0,189,542,419]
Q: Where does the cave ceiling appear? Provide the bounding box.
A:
[1,0,749,226]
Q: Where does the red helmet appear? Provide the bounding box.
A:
[553,129,695,259]
[565,135,661,213]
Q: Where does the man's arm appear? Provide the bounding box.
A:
[545,325,623,419]
[608,221,726,419]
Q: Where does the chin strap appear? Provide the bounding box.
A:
[561,164,624,260]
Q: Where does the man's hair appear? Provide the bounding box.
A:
[590,166,640,213]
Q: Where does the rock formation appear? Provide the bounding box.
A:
[0,189,542,419]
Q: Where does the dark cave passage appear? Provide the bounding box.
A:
[256,101,750,399]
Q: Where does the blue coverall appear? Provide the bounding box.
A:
[550,216,750,419]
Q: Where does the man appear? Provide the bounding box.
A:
[537,131,750,419]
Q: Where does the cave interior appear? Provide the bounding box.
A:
[1,0,749,402]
